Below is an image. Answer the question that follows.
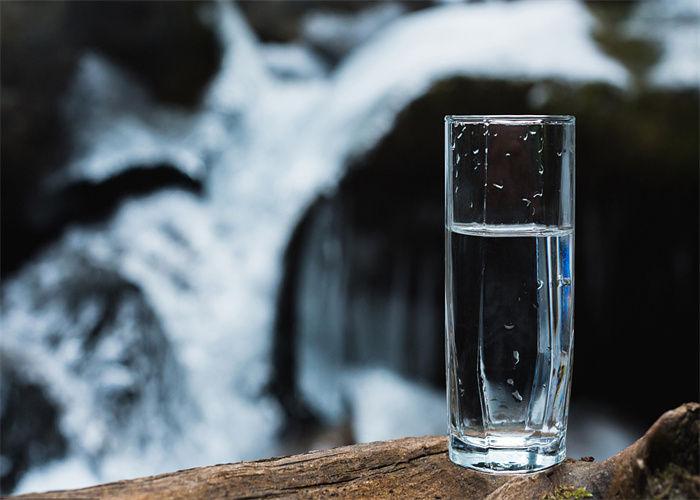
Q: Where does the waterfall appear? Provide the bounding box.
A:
[4,2,339,491]
[4,0,694,494]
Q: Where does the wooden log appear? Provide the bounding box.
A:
[12,403,698,499]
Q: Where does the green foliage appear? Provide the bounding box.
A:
[542,485,594,500]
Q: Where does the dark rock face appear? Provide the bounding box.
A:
[64,1,221,107]
[1,1,79,276]
[239,1,432,67]
[21,165,203,272]
[275,77,699,430]
[0,1,220,276]
[0,355,68,495]
[1,251,192,491]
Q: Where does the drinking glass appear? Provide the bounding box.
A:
[445,115,575,473]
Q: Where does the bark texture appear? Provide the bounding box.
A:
[13,403,698,499]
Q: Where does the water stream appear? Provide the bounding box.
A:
[3,0,694,494]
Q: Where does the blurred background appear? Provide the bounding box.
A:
[1,0,698,495]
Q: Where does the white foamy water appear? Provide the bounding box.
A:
[4,0,664,493]
[625,0,700,89]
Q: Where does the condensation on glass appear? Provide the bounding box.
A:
[445,115,575,473]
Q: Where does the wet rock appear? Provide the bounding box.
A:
[0,354,68,495]
[65,1,221,106]
[0,1,77,173]
[239,1,431,67]
[1,250,192,489]
[22,163,203,272]
[1,1,80,275]
[275,75,699,432]
[1,1,221,275]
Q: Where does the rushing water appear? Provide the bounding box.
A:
[3,0,691,494]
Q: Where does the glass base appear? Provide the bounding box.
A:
[448,434,566,474]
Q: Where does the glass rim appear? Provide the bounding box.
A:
[445,115,574,125]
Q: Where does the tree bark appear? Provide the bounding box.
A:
[13,403,698,499]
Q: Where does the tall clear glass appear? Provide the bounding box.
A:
[445,115,575,473]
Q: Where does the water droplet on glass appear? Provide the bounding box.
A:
[483,127,489,136]
[493,183,504,190]
[493,131,498,137]
[504,323,515,330]
[522,133,529,141]
[529,130,537,135]
[455,186,459,193]
[558,276,572,287]
[457,131,464,139]
[473,147,480,154]
[455,170,459,178]
[505,152,511,157]
[533,192,543,198]
[455,154,461,164]
[512,390,523,402]
[513,350,520,364]
[537,279,544,290]
[538,164,544,174]
[522,198,531,206]
[507,378,514,386]
[557,151,563,157]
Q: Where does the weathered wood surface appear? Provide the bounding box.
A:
[13,403,698,499]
